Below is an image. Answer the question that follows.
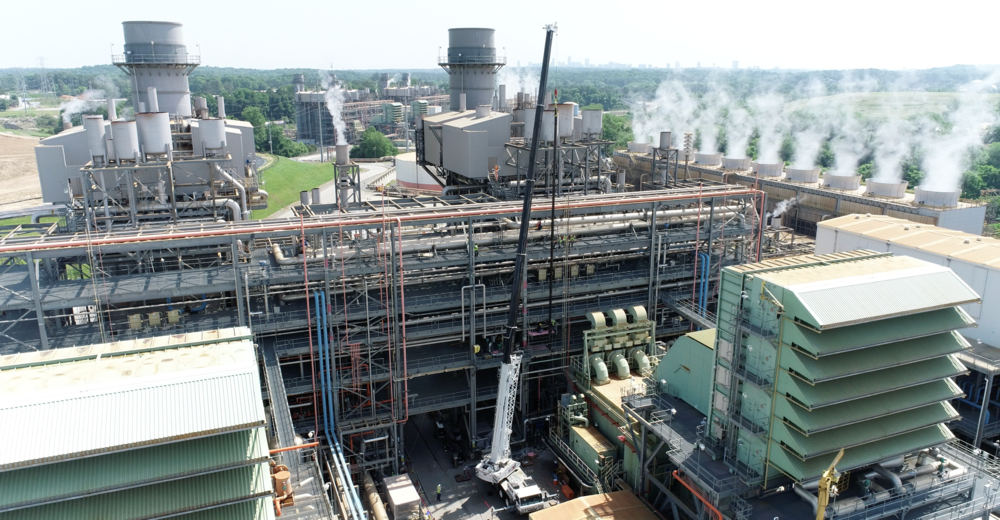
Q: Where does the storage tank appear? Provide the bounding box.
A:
[198,118,227,152]
[135,112,172,155]
[556,103,575,138]
[865,180,908,199]
[914,187,960,207]
[523,108,536,141]
[721,157,751,170]
[581,110,602,138]
[823,174,861,190]
[540,109,555,143]
[785,167,820,183]
[312,188,321,205]
[120,22,195,117]
[300,191,310,205]
[112,120,140,162]
[755,162,783,177]
[83,115,107,161]
[695,152,722,166]
[442,28,504,112]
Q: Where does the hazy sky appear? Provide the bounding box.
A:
[6,0,999,72]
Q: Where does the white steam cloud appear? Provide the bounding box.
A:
[323,75,347,145]
[60,89,105,123]
[772,197,797,217]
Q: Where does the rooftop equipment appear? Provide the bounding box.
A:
[785,167,820,183]
[823,173,861,190]
[915,187,961,207]
[755,162,783,177]
[865,180,908,198]
[695,152,722,166]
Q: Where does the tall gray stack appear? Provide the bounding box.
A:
[116,21,198,117]
[439,28,505,112]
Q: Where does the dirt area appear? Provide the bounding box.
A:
[0,133,42,210]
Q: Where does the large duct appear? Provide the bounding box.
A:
[498,84,506,110]
[216,96,226,119]
[441,28,504,112]
[336,144,350,166]
[107,98,118,122]
[292,74,305,93]
[146,87,159,113]
[119,22,196,117]
[83,115,107,162]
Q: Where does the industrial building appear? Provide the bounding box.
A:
[817,214,1000,451]
[0,328,291,519]
[9,18,1000,520]
[614,150,988,235]
[33,21,266,229]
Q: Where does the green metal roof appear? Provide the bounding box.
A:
[781,331,969,383]
[0,463,272,520]
[767,424,955,482]
[180,498,276,520]
[771,402,959,459]
[782,307,976,358]
[0,369,266,471]
[777,355,968,409]
[776,379,964,434]
[0,428,269,512]
[758,256,980,330]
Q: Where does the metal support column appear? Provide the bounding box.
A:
[231,239,246,328]
[647,203,658,312]
[976,373,993,447]
[25,252,49,349]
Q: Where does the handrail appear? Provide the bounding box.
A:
[672,470,723,520]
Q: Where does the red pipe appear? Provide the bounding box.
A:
[0,190,761,254]
[672,470,723,520]
[270,442,320,454]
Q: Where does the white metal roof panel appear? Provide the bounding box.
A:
[783,263,980,329]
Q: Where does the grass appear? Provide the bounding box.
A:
[0,129,49,138]
[784,92,1000,120]
[0,215,62,226]
[253,157,337,219]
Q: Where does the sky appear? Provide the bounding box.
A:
[5,0,999,72]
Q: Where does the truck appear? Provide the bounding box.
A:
[500,467,550,514]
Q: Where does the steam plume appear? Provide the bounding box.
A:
[323,76,347,145]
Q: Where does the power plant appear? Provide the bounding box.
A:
[5,19,1000,520]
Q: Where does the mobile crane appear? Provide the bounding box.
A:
[473,23,557,515]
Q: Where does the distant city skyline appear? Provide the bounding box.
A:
[3,0,997,72]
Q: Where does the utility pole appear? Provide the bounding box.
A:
[266,107,274,155]
[317,100,324,162]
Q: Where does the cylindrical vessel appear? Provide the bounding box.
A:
[83,115,107,160]
[659,131,672,149]
[914,187,960,207]
[523,108,536,141]
[446,28,500,111]
[312,188,321,205]
[573,116,583,142]
[695,152,722,165]
[216,96,226,119]
[556,103,575,137]
[823,174,861,190]
[135,112,172,155]
[107,98,118,121]
[459,93,467,112]
[498,84,506,109]
[146,87,159,113]
[475,105,491,118]
[300,191,310,205]
[755,162,783,177]
[540,109,555,143]
[199,118,227,151]
[865,180,908,199]
[722,156,751,170]
[112,120,140,161]
[581,110,602,137]
[122,22,193,117]
[785,168,820,183]
[336,144,350,165]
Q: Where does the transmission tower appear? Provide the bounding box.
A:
[38,58,52,97]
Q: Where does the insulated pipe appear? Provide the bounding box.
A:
[217,96,226,119]
[608,351,630,379]
[93,198,242,222]
[793,484,818,517]
[0,189,762,254]
[503,206,743,229]
[590,355,610,384]
[214,164,249,219]
[363,472,389,520]
[871,464,903,493]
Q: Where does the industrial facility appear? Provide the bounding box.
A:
[6,18,1000,520]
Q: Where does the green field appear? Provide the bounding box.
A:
[253,156,336,219]
[784,92,1000,120]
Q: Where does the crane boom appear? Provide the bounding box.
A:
[476,23,557,486]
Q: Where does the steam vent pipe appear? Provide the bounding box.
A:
[441,28,504,112]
